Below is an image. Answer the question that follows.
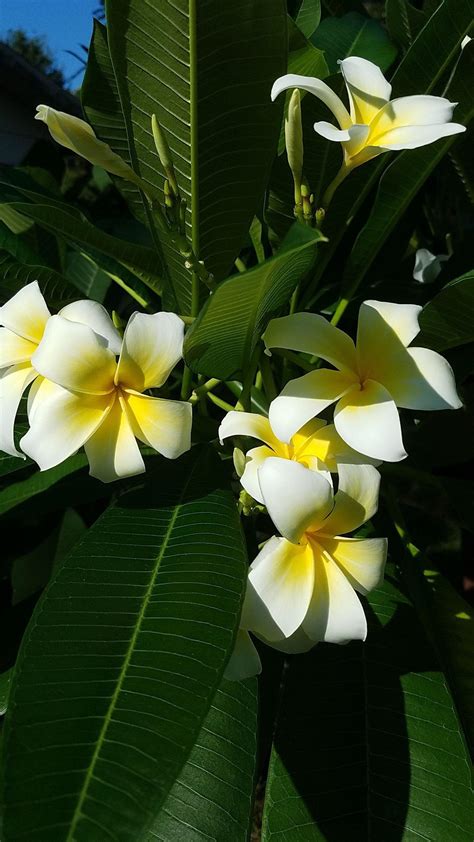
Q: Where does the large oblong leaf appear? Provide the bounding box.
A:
[418,270,474,351]
[261,565,474,840]
[184,224,325,379]
[106,0,287,312]
[0,447,248,842]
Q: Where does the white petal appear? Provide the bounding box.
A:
[320,463,381,536]
[370,95,458,140]
[0,281,50,343]
[246,536,315,639]
[339,57,391,124]
[264,312,357,373]
[386,347,462,411]
[302,542,367,644]
[343,123,371,157]
[116,311,184,392]
[256,625,315,655]
[0,364,36,457]
[258,457,334,543]
[59,300,122,354]
[218,410,279,449]
[0,329,37,368]
[321,536,387,595]
[375,122,465,150]
[241,445,276,504]
[32,315,116,395]
[20,383,113,470]
[313,121,351,142]
[356,299,422,384]
[413,248,448,284]
[224,630,262,681]
[296,421,380,472]
[269,368,357,443]
[334,380,407,462]
[84,397,145,483]
[271,73,352,129]
[122,391,192,459]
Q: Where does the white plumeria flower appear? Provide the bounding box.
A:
[264,300,462,463]
[0,282,122,458]
[219,409,378,504]
[272,57,465,174]
[413,248,449,284]
[35,105,141,183]
[243,459,387,650]
[20,310,192,483]
[224,629,262,682]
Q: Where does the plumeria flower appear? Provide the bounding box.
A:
[413,248,449,284]
[0,281,122,458]
[35,106,142,184]
[264,300,462,462]
[219,409,377,504]
[20,310,192,482]
[272,57,465,202]
[243,459,387,651]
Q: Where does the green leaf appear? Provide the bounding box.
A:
[295,0,321,39]
[0,455,88,517]
[450,132,474,204]
[386,0,427,51]
[0,670,12,717]
[1,447,248,841]
[340,39,474,301]
[147,676,258,840]
[65,250,111,303]
[288,17,328,79]
[312,12,398,74]
[9,203,164,296]
[184,224,325,379]
[301,0,474,304]
[106,0,288,312]
[261,565,474,840]
[0,251,78,310]
[418,271,474,351]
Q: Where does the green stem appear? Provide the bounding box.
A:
[207,392,235,413]
[181,269,200,400]
[331,296,350,327]
[321,162,351,210]
[235,257,246,273]
[189,377,221,405]
[235,345,261,411]
[260,353,278,403]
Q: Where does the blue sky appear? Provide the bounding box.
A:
[0,0,100,88]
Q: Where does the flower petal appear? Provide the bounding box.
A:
[271,73,352,129]
[357,299,422,374]
[320,463,381,536]
[122,391,192,459]
[313,121,351,142]
[246,535,315,639]
[0,281,50,343]
[84,397,145,483]
[297,421,380,471]
[0,364,36,457]
[115,312,184,392]
[258,457,334,543]
[376,123,465,150]
[383,347,462,411]
[224,630,262,681]
[20,383,112,470]
[413,248,448,285]
[334,380,407,462]
[321,536,387,595]
[264,312,357,373]
[302,541,367,644]
[0,329,37,368]
[269,368,357,443]
[32,315,116,395]
[369,95,459,141]
[241,445,276,504]
[339,57,391,124]
[257,625,315,655]
[59,300,122,354]
[218,410,279,450]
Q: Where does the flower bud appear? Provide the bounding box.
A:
[285,89,304,202]
[151,114,179,196]
[35,105,138,182]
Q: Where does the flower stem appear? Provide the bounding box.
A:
[321,162,350,210]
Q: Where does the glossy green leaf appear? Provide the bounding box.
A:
[418,271,474,351]
[64,251,111,304]
[0,447,248,842]
[0,251,77,310]
[106,0,287,312]
[261,565,474,840]
[340,40,474,301]
[450,133,474,204]
[312,12,397,74]
[0,455,88,517]
[386,0,427,51]
[184,224,325,379]
[288,18,328,78]
[0,671,12,718]
[294,0,321,39]
[147,676,258,841]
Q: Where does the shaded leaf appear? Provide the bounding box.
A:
[418,271,474,351]
[312,12,397,74]
[386,0,427,51]
[294,0,321,39]
[0,455,88,517]
[0,251,78,310]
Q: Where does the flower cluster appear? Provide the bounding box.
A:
[221,301,461,679]
[0,282,192,482]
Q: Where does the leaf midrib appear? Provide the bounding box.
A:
[65,460,199,840]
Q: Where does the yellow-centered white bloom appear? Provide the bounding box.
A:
[20,311,192,483]
[243,460,387,651]
[264,300,462,463]
[35,105,139,182]
[0,282,122,458]
[272,57,465,173]
[219,409,378,503]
